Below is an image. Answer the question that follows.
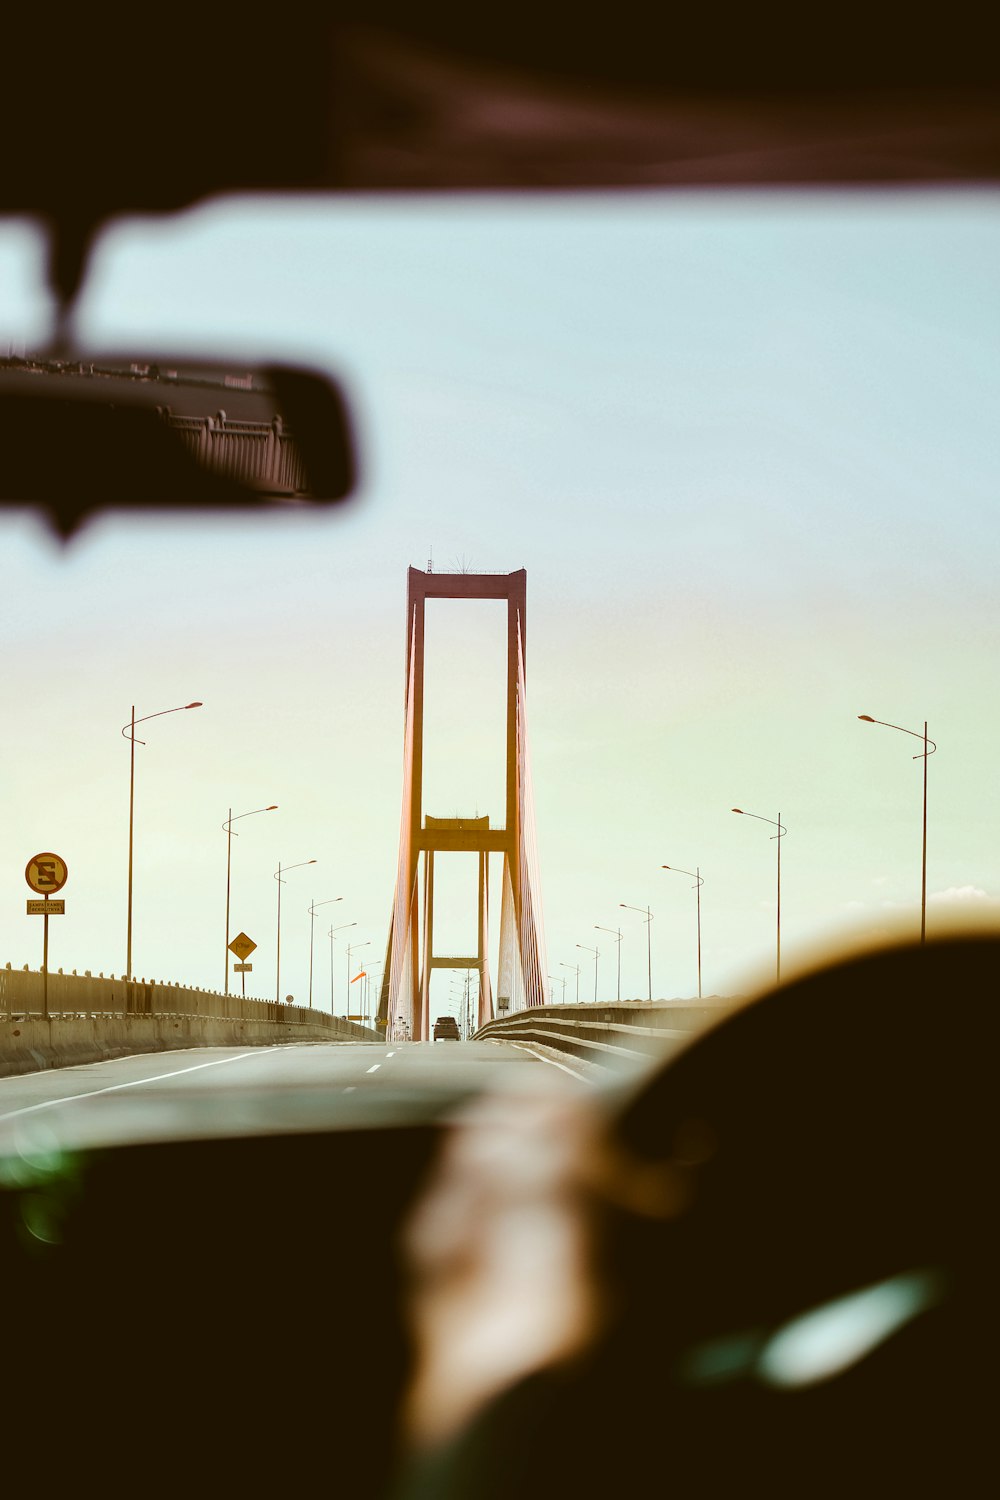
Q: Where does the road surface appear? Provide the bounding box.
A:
[0,1038,587,1153]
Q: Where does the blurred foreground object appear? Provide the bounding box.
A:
[0,356,357,537]
[398,935,997,1497]
[404,1077,610,1449]
[5,15,998,226]
[3,14,997,320]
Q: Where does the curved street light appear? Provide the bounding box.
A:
[223,804,277,992]
[122,700,203,979]
[463,967,479,1038]
[365,959,384,1028]
[577,943,599,1003]
[858,714,937,943]
[595,926,623,1002]
[662,865,704,1000]
[448,974,466,1031]
[619,904,653,1001]
[346,939,371,1021]
[328,921,356,1014]
[548,972,567,1003]
[308,897,342,1007]
[371,960,386,1020]
[560,959,581,1004]
[274,859,316,1002]
[733,809,786,983]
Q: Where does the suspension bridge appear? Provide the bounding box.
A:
[378,567,548,1041]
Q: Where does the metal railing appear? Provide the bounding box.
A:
[0,962,374,1036]
[168,412,309,495]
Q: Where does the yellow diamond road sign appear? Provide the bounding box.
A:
[228,932,257,960]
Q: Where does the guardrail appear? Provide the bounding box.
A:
[0,963,381,1077]
[475,998,738,1071]
[170,412,308,495]
[0,962,368,1026]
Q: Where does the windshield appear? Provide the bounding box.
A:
[0,189,997,1013]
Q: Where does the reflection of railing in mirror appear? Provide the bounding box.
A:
[0,356,330,503]
[167,412,309,496]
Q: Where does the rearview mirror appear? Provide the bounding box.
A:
[0,354,358,538]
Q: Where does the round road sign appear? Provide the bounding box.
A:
[25,852,68,895]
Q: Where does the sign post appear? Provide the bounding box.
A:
[228,932,257,998]
[25,853,68,1020]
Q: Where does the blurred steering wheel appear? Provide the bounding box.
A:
[400,935,996,1498]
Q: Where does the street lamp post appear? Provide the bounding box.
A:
[308,897,342,1007]
[365,961,384,1027]
[559,960,580,1003]
[662,865,704,1000]
[595,926,623,1002]
[547,973,567,1003]
[122,700,203,980]
[223,804,277,992]
[448,970,473,1037]
[732,809,786,984]
[620,904,653,1001]
[329,921,356,1014]
[274,859,316,1002]
[858,715,936,944]
[346,940,370,1021]
[577,943,599,1002]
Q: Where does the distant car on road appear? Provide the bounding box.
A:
[433,1016,461,1041]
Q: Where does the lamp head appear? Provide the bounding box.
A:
[858,715,875,722]
[185,702,203,709]
[266,804,278,810]
[732,808,743,814]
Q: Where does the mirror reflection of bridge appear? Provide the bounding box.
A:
[378,568,547,1041]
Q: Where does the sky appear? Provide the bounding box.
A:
[0,188,997,1015]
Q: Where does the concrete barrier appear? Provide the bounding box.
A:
[0,1010,381,1077]
[0,964,382,1076]
[475,998,738,1071]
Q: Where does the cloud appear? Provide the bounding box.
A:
[842,889,1000,915]
[928,885,997,905]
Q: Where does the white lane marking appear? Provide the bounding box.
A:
[0,1050,275,1122]
[510,1042,594,1083]
[366,1064,381,1073]
[344,1086,356,1093]
[386,1051,396,1057]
